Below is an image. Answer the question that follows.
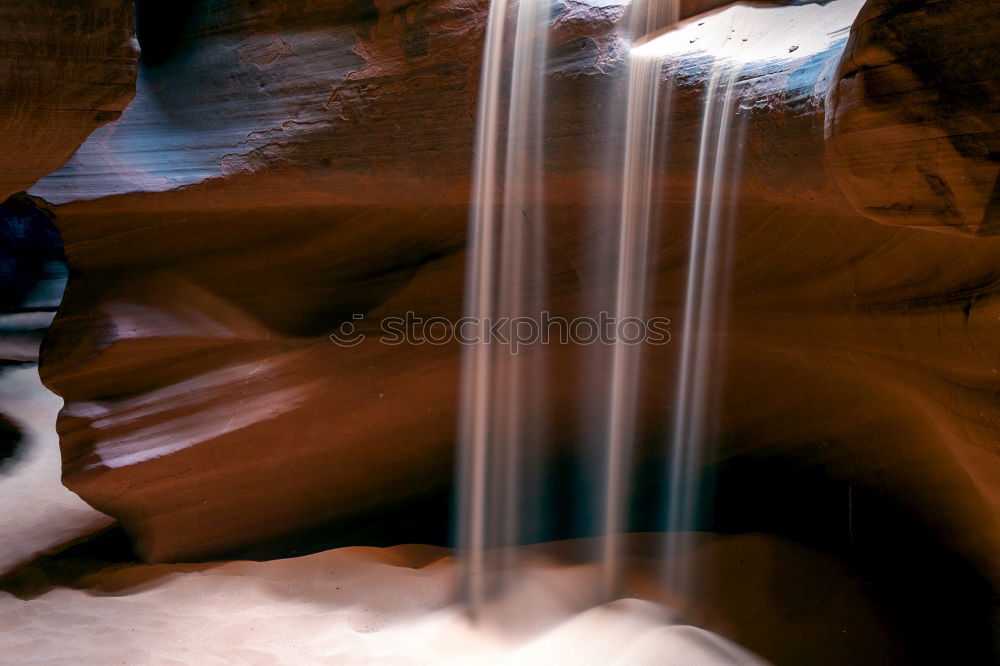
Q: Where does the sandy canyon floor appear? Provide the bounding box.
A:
[0,366,766,665]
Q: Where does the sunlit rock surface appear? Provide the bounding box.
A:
[20,1,1000,659]
[0,0,137,202]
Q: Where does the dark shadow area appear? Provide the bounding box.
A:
[0,413,23,470]
[0,194,63,313]
[0,525,140,600]
[229,489,453,561]
[707,451,1000,665]
[0,195,65,364]
[134,0,203,66]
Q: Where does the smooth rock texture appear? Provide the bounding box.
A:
[0,1,138,202]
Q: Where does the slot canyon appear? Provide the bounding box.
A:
[0,0,998,663]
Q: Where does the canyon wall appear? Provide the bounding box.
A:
[3,0,996,629]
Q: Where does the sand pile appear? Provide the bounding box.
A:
[1,544,764,665]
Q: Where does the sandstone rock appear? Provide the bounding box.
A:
[0,1,138,202]
[825,0,1000,235]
